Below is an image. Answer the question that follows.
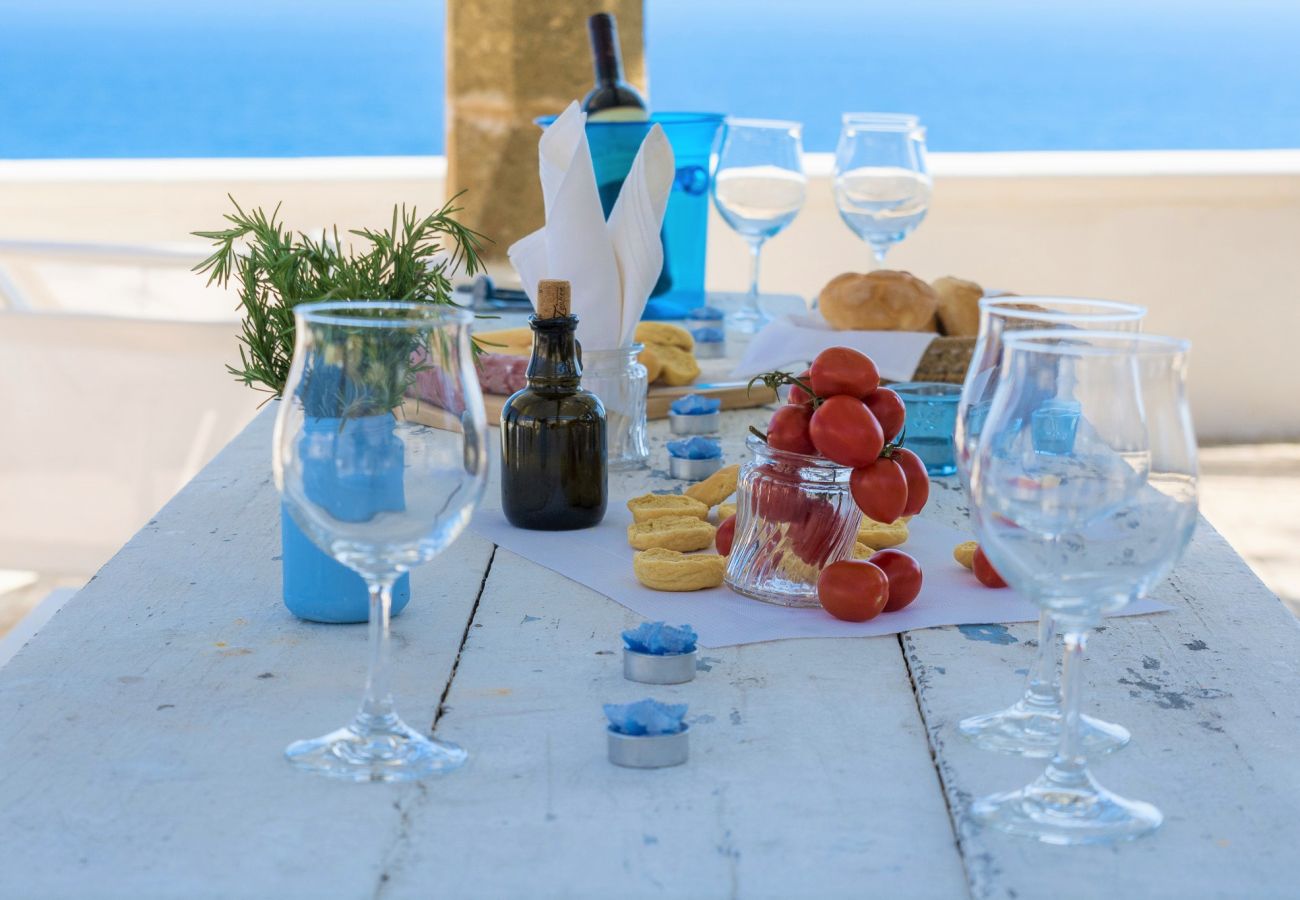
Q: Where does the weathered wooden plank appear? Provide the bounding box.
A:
[0,409,495,899]
[905,479,1300,899]
[370,419,971,900]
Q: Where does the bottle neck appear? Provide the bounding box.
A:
[526,315,582,389]
[588,13,623,85]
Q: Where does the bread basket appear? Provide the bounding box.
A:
[911,335,976,384]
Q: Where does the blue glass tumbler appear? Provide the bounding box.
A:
[892,381,961,476]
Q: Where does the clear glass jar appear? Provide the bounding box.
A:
[581,343,649,471]
[725,435,861,607]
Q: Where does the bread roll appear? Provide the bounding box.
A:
[931,276,983,337]
[818,270,938,332]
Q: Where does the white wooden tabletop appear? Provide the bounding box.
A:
[2,407,1299,899]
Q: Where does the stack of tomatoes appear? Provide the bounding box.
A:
[764,346,930,622]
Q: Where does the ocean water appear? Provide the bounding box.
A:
[1,0,1298,158]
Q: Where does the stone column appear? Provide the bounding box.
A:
[446,1,646,266]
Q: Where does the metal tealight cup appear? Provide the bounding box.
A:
[607,724,690,769]
[623,647,697,684]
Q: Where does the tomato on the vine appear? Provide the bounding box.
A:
[766,404,817,455]
[809,396,884,467]
[752,467,803,523]
[789,499,842,566]
[716,514,737,556]
[894,447,930,516]
[787,369,815,407]
[850,457,908,524]
[810,347,880,399]
[865,388,906,443]
[870,549,923,612]
[972,546,1008,588]
[817,560,889,622]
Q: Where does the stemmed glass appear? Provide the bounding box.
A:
[833,113,930,265]
[955,297,1146,757]
[273,301,489,782]
[969,330,1198,843]
[711,118,807,333]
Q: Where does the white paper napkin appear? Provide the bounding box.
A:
[733,312,938,383]
[508,101,675,351]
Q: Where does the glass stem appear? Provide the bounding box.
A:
[746,237,765,300]
[1022,611,1060,711]
[356,578,398,733]
[1044,628,1090,788]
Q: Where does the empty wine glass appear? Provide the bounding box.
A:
[273,301,489,782]
[955,297,1146,758]
[969,330,1198,844]
[833,113,930,265]
[711,118,807,333]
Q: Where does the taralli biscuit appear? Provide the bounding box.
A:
[638,345,664,383]
[953,541,978,570]
[852,541,873,560]
[627,516,717,552]
[633,548,727,591]
[627,493,710,523]
[684,464,739,508]
[634,321,694,352]
[717,502,737,522]
[652,343,700,387]
[857,515,910,550]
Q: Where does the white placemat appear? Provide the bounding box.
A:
[470,502,1166,649]
[732,312,937,383]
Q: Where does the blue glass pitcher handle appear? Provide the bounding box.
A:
[675,165,709,195]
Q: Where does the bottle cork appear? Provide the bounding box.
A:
[536,280,571,319]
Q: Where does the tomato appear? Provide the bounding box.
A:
[716,514,737,556]
[787,369,815,407]
[817,560,890,622]
[850,458,908,524]
[870,549,923,612]
[766,404,817,455]
[810,347,880,399]
[809,396,884,467]
[865,388,906,443]
[751,468,803,523]
[972,546,1008,588]
[894,447,930,516]
[789,499,842,566]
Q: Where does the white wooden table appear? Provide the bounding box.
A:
[2,407,1298,899]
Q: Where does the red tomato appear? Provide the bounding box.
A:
[716,514,737,556]
[894,447,930,516]
[766,404,817,455]
[752,468,803,523]
[787,369,815,407]
[850,458,908,524]
[864,388,906,443]
[789,499,842,566]
[870,549,923,612]
[809,396,884,467]
[810,347,880,399]
[817,560,890,622]
[972,546,1008,588]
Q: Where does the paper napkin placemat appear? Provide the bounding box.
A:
[733,313,937,383]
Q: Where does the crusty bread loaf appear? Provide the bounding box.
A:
[931,276,983,337]
[819,270,938,332]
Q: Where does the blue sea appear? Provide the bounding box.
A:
[1,0,1298,157]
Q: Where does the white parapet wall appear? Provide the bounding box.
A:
[2,151,1298,442]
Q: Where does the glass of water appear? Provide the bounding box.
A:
[969,330,1198,844]
[711,118,807,334]
[833,113,931,265]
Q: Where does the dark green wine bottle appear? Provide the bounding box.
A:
[500,280,608,530]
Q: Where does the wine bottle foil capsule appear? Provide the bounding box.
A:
[607,724,690,769]
[623,647,697,684]
[669,455,723,481]
[668,411,721,435]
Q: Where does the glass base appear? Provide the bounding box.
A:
[958,701,1130,758]
[286,716,467,782]
[972,771,1162,845]
[728,304,771,335]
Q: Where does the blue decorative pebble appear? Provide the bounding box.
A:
[604,699,689,736]
[670,394,722,416]
[622,622,699,655]
[691,326,725,344]
[687,306,725,321]
[667,436,722,460]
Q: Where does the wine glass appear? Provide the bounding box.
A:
[969,330,1198,844]
[833,113,931,266]
[711,118,807,333]
[273,301,489,782]
[955,297,1146,758]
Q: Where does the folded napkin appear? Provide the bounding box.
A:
[732,312,938,383]
[509,101,675,351]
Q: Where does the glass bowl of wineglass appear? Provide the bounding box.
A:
[833,113,931,266]
[711,118,807,333]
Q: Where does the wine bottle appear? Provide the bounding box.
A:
[500,280,608,530]
[583,12,648,122]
